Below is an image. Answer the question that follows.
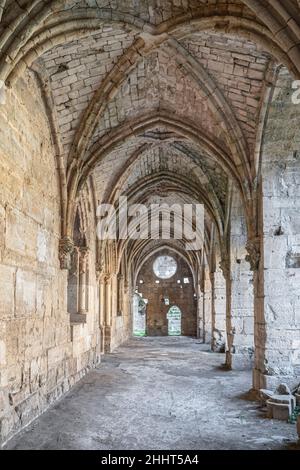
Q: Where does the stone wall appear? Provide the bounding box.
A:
[253,68,300,390]
[0,71,100,445]
[137,250,197,337]
[109,275,132,351]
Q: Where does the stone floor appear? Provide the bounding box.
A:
[4,337,300,450]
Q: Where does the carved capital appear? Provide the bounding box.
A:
[96,258,105,281]
[245,238,260,271]
[98,272,107,283]
[59,237,74,270]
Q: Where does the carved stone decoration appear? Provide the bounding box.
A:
[96,259,105,281]
[69,247,79,275]
[59,236,74,270]
[245,238,261,271]
[95,268,101,282]
[219,256,230,280]
[104,274,112,285]
[79,247,89,274]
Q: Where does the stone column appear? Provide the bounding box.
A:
[67,247,79,315]
[203,264,212,345]
[99,274,106,354]
[78,247,89,315]
[197,281,204,340]
[117,274,124,316]
[225,194,254,370]
[96,267,106,354]
[211,261,226,353]
[103,275,112,353]
[210,270,216,349]
[110,274,117,319]
[124,280,131,334]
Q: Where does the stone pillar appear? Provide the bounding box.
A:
[117,274,124,316]
[85,267,90,312]
[197,282,204,340]
[123,280,130,330]
[78,247,89,315]
[225,194,254,370]
[67,247,79,315]
[97,270,106,354]
[103,275,112,353]
[210,271,216,350]
[211,262,226,353]
[203,264,212,345]
[105,276,112,326]
[252,69,300,390]
[111,274,118,318]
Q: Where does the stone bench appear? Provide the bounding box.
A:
[266,394,296,422]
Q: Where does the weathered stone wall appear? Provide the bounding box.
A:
[109,275,132,351]
[253,68,300,390]
[137,250,197,337]
[0,71,100,445]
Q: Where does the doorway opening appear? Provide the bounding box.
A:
[167,305,182,336]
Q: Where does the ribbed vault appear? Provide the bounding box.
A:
[0,0,299,306]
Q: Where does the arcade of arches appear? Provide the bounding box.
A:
[1,0,300,448]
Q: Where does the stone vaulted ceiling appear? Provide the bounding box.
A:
[1,0,300,248]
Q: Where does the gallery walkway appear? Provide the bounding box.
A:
[4,337,299,450]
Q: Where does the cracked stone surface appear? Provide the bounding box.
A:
[4,337,299,450]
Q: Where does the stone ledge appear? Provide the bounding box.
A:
[70,313,87,325]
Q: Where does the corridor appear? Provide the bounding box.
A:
[5,338,298,451]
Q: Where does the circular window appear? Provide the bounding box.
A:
[153,256,177,279]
